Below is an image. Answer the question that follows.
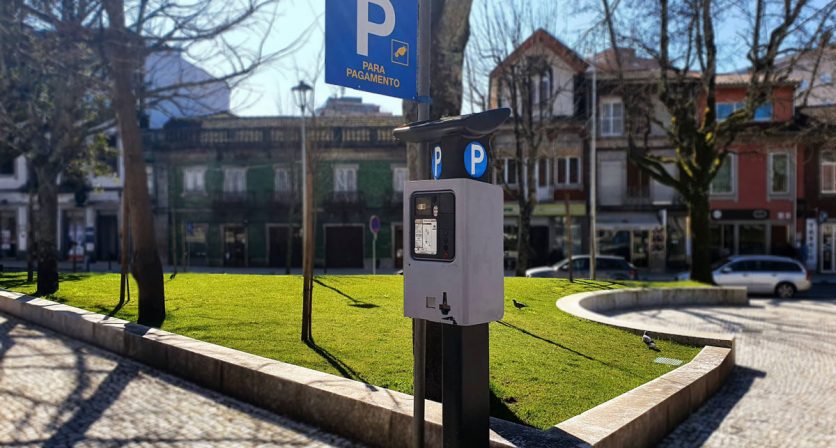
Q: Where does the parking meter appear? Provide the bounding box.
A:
[394,108,510,447]
[395,108,509,326]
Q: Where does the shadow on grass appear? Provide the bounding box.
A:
[0,273,90,295]
[489,388,526,426]
[496,320,643,379]
[313,278,380,309]
[304,339,377,391]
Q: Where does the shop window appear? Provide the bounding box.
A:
[710,154,735,195]
[821,151,836,193]
[556,156,581,186]
[600,98,624,136]
[770,153,789,194]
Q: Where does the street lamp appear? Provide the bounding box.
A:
[292,80,315,342]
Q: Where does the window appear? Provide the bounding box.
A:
[710,154,735,195]
[717,101,772,121]
[498,158,518,186]
[392,166,408,192]
[274,166,291,192]
[770,153,789,194]
[754,102,773,121]
[334,165,357,192]
[821,151,836,193]
[716,102,742,120]
[146,165,155,196]
[556,156,581,186]
[538,69,552,108]
[537,159,552,187]
[600,99,624,136]
[821,73,833,85]
[183,167,206,194]
[0,154,16,176]
[223,167,247,193]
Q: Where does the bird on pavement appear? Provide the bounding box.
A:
[169,272,177,280]
[512,299,527,310]
[643,331,660,351]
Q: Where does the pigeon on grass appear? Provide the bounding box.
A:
[512,299,528,310]
[643,331,661,352]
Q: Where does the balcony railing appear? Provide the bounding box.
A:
[322,191,366,210]
[143,125,401,150]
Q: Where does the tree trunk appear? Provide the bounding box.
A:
[401,0,474,403]
[516,201,532,277]
[689,192,713,284]
[26,189,35,283]
[34,165,59,295]
[301,144,315,342]
[104,0,166,327]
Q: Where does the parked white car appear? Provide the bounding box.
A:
[525,255,638,281]
[678,255,811,298]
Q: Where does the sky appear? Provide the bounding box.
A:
[220,0,830,118]
[226,0,594,117]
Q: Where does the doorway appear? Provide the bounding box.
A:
[96,214,118,262]
[822,224,836,273]
[223,225,247,267]
[325,226,364,269]
[268,225,302,268]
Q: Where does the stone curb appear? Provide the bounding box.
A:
[552,287,745,447]
[556,287,746,348]
[0,287,740,447]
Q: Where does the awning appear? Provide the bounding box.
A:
[596,213,663,231]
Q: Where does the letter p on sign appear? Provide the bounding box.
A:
[464,142,487,178]
[357,0,395,57]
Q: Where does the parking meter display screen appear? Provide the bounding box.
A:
[411,192,455,261]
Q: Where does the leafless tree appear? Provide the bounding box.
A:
[594,0,835,282]
[468,0,585,276]
[0,2,110,295]
[99,0,300,326]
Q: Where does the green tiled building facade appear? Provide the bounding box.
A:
[144,115,408,270]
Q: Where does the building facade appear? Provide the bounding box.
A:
[144,114,407,270]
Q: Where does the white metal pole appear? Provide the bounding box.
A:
[590,60,598,280]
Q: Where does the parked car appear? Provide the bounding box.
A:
[677,255,811,298]
[525,255,638,280]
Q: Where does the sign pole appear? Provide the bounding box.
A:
[413,1,431,447]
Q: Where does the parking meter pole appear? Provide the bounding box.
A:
[443,324,489,447]
[372,233,377,275]
[413,1,431,447]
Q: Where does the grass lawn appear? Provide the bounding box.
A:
[0,272,702,429]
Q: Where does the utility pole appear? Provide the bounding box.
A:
[589,59,598,280]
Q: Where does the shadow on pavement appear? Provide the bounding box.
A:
[660,366,766,447]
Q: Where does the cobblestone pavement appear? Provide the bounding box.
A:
[0,312,357,447]
[608,298,836,448]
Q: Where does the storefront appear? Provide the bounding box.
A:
[502,202,587,270]
[596,212,668,271]
[709,208,794,261]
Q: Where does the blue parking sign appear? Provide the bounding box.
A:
[325,0,419,101]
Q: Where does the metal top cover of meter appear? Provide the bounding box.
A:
[393,108,511,142]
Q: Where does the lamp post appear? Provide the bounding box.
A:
[292,80,314,342]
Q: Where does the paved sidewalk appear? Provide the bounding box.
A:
[0,312,357,447]
[608,299,836,447]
